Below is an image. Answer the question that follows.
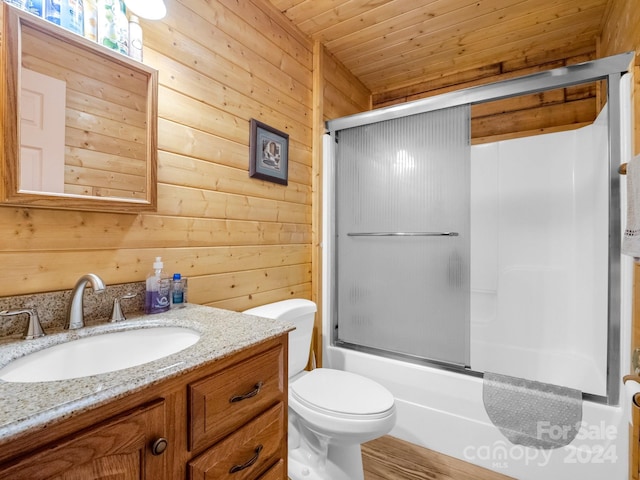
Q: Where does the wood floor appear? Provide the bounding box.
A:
[362,436,516,480]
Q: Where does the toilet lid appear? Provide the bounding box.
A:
[291,368,394,417]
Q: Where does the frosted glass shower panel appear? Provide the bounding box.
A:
[335,106,471,366]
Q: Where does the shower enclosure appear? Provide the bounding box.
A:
[326,52,633,406]
[323,53,634,479]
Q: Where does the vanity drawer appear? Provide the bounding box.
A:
[188,402,285,480]
[258,459,285,479]
[189,344,284,451]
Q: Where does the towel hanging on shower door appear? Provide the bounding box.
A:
[623,154,640,257]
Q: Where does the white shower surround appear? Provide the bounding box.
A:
[469,105,609,396]
[323,75,632,480]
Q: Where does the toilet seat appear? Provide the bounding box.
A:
[290,368,395,420]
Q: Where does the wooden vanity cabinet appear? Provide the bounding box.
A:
[187,342,287,479]
[0,399,167,480]
[0,335,288,480]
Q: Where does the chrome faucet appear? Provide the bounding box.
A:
[0,309,46,340]
[110,293,137,323]
[65,274,106,330]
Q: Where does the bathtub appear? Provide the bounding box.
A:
[322,253,632,480]
[325,343,628,480]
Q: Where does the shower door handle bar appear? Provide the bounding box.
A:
[346,232,459,237]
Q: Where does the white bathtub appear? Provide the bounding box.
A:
[325,344,628,480]
[323,251,633,480]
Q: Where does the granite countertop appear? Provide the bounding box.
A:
[0,304,293,445]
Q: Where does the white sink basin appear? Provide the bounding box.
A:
[0,326,200,383]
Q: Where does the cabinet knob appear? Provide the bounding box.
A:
[151,437,168,456]
[229,444,263,473]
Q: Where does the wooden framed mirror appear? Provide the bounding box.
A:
[0,4,158,213]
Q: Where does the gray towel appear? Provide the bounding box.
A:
[483,372,582,449]
[623,155,640,257]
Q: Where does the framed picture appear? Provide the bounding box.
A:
[249,119,289,185]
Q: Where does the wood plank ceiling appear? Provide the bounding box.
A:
[269,0,613,98]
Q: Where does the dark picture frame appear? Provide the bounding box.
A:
[249,119,289,185]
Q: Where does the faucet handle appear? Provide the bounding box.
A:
[110,293,137,323]
[0,309,46,340]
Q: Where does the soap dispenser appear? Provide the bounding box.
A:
[145,256,170,314]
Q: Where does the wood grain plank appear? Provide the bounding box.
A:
[338,0,604,67]
[66,127,146,160]
[65,108,146,145]
[353,12,603,82]
[0,244,310,294]
[0,208,311,252]
[189,263,312,304]
[142,8,312,107]
[21,24,148,93]
[65,147,147,177]
[363,436,516,480]
[174,0,312,88]
[367,32,597,94]
[218,0,312,65]
[471,98,596,139]
[64,165,146,195]
[323,48,370,113]
[146,47,312,145]
[208,283,311,312]
[158,151,311,204]
[157,184,311,224]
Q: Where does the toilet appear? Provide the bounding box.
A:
[244,299,396,480]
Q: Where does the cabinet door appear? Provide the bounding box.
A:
[0,399,167,480]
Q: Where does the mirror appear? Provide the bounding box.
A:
[1,4,157,212]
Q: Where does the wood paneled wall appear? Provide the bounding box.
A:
[321,46,371,123]
[0,0,316,312]
[373,49,599,144]
[599,0,640,155]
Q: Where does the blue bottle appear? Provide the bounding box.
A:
[172,273,185,306]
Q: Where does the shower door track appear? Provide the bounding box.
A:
[326,51,634,406]
[334,340,608,405]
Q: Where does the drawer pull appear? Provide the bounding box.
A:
[229,382,263,403]
[151,437,168,456]
[229,444,263,473]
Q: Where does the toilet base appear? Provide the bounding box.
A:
[288,444,364,480]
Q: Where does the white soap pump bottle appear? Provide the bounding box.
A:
[145,256,170,314]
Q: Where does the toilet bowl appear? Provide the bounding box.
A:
[244,299,396,480]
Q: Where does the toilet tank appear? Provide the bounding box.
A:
[243,299,316,377]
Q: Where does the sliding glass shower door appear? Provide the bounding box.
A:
[335,105,471,367]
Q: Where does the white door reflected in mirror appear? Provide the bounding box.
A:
[19,68,66,194]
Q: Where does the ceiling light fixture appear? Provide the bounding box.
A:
[123,0,167,20]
